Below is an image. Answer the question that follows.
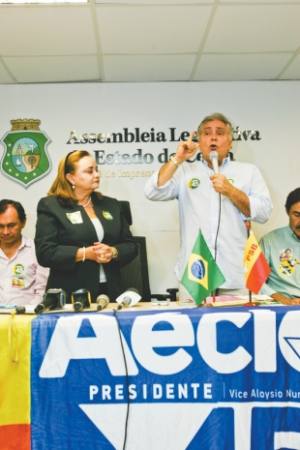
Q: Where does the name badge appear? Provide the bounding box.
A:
[102,210,113,220]
[66,211,83,224]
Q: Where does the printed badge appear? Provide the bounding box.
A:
[188,178,200,189]
[102,211,113,220]
[66,211,83,224]
[279,248,300,275]
[11,263,25,288]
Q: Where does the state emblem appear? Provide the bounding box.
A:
[1,118,51,187]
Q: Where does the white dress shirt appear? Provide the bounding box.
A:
[145,157,272,289]
[0,236,49,305]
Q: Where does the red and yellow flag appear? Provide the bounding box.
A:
[0,313,34,450]
[244,230,271,294]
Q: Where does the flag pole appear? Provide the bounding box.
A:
[244,220,252,305]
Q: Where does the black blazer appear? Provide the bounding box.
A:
[34,193,138,301]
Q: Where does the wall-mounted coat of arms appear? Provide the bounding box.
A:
[1,118,51,187]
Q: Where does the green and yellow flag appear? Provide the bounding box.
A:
[181,231,225,305]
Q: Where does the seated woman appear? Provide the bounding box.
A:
[35,150,138,302]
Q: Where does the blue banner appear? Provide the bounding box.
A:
[31,306,300,450]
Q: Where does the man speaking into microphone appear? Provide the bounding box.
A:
[145,113,272,297]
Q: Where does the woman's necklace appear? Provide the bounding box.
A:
[79,196,92,208]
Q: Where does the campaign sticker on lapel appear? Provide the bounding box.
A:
[66,211,83,224]
[102,210,113,220]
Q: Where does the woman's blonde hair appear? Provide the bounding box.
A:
[48,150,91,201]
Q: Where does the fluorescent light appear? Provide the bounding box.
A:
[0,0,87,3]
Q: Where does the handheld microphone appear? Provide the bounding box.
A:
[209,150,219,174]
[34,288,66,314]
[71,289,91,312]
[96,294,110,311]
[116,288,141,309]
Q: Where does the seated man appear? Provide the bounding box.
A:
[0,199,48,306]
[260,188,300,304]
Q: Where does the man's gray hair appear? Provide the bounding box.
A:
[197,112,233,137]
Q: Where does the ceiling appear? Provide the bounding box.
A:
[0,0,300,84]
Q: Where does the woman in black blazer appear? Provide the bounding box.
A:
[35,150,138,301]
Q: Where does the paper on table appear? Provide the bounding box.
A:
[206,295,278,307]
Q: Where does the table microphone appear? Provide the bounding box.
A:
[150,294,169,301]
[96,294,110,311]
[34,288,66,314]
[71,289,91,312]
[209,149,219,174]
[166,288,179,302]
[116,288,141,309]
[150,294,170,306]
[16,305,26,314]
[16,305,37,314]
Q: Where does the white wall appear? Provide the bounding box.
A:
[0,81,299,294]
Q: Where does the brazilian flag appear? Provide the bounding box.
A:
[181,231,225,305]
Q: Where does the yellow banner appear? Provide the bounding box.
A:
[0,314,34,425]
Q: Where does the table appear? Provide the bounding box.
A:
[1,304,300,450]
